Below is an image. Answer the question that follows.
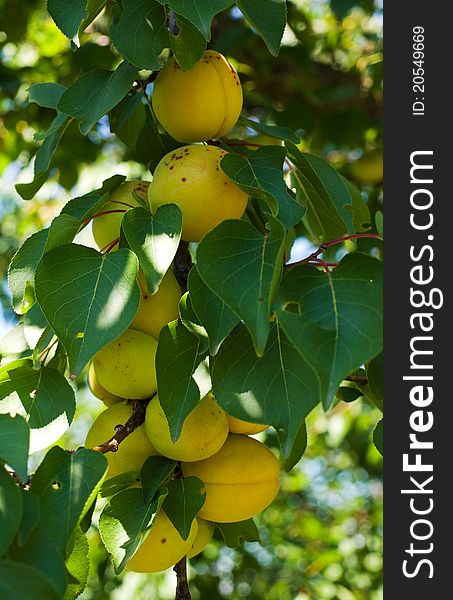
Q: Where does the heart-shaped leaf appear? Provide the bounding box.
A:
[35,244,140,377]
[221,146,303,228]
[121,205,182,294]
[164,477,205,540]
[196,218,285,356]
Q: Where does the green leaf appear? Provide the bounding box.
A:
[215,519,260,548]
[221,146,303,228]
[44,214,81,253]
[99,487,167,574]
[281,420,307,472]
[336,384,363,404]
[61,175,126,221]
[373,419,383,456]
[121,205,182,294]
[31,447,107,550]
[211,323,319,460]
[34,117,68,174]
[140,455,176,503]
[110,93,147,157]
[240,116,300,144]
[0,560,60,600]
[171,14,207,70]
[156,320,208,442]
[58,62,138,135]
[12,447,106,594]
[157,0,234,40]
[79,0,106,35]
[188,266,239,355]
[236,0,286,56]
[17,489,40,546]
[99,471,139,498]
[0,365,76,453]
[35,244,140,377]
[0,414,29,480]
[0,467,23,556]
[63,527,89,600]
[110,0,169,70]
[178,292,209,341]
[47,0,87,39]
[28,82,66,109]
[365,352,383,411]
[196,218,285,356]
[287,143,357,242]
[341,175,371,232]
[274,253,383,410]
[164,477,205,540]
[15,170,50,201]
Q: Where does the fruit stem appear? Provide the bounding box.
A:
[81,209,127,228]
[174,557,191,600]
[92,398,152,454]
[101,238,120,254]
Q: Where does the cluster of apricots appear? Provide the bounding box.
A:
[85,50,280,573]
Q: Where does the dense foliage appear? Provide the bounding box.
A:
[0,1,382,599]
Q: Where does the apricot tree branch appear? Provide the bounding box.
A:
[174,556,191,600]
[92,398,152,454]
[168,10,180,36]
[173,241,191,293]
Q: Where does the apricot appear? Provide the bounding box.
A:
[87,362,123,406]
[145,392,228,462]
[182,434,280,523]
[152,50,243,143]
[85,403,158,479]
[148,144,248,242]
[187,519,215,559]
[93,329,158,400]
[130,270,181,339]
[126,509,198,573]
[227,414,269,435]
[92,180,149,250]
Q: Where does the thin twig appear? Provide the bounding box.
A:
[285,233,382,271]
[174,557,191,600]
[92,399,152,454]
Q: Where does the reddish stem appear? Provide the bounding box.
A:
[285,233,382,271]
[81,209,127,228]
[109,200,135,209]
[101,238,120,254]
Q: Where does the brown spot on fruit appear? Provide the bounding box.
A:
[161,538,167,544]
[181,177,187,182]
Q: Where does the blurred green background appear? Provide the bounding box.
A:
[0,1,382,598]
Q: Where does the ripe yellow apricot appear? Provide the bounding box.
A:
[126,510,198,573]
[350,150,383,184]
[145,392,228,462]
[148,144,248,242]
[92,180,149,250]
[187,519,215,559]
[85,403,158,479]
[93,329,158,400]
[227,414,269,435]
[182,434,280,523]
[87,362,123,406]
[152,50,243,143]
[130,270,181,339]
